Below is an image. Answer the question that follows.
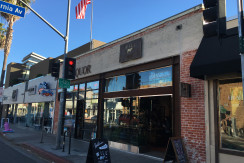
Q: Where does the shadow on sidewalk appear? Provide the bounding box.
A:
[0,123,163,163]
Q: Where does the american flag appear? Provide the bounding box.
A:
[75,0,91,19]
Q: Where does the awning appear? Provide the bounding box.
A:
[190,27,241,79]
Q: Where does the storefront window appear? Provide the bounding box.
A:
[139,66,172,89]
[105,66,172,92]
[104,97,140,146]
[82,81,99,140]
[105,76,126,92]
[87,81,99,90]
[219,79,244,152]
[65,85,79,131]
[104,96,172,150]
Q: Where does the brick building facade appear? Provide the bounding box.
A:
[52,5,207,161]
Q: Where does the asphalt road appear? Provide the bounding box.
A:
[0,136,48,163]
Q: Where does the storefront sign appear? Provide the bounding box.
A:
[76,65,91,77]
[12,89,18,101]
[38,82,53,96]
[120,38,142,63]
[28,86,36,95]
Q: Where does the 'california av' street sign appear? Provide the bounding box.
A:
[0,1,25,18]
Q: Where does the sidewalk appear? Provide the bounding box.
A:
[0,123,163,163]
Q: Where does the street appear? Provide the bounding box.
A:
[0,136,48,163]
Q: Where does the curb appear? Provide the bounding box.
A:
[20,143,72,163]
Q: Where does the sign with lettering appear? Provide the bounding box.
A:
[12,89,18,101]
[86,138,111,163]
[164,137,188,163]
[76,65,91,77]
[0,1,25,18]
[27,86,36,95]
[120,38,142,63]
[59,78,70,89]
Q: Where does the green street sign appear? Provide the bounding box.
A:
[239,37,244,53]
[59,78,70,89]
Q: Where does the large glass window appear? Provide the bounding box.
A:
[219,79,244,152]
[104,96,172,150]
[104,97,140,146]
[105,66,172,92]
[65,85,78,132]
[82,81,99,140]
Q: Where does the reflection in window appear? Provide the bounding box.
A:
[87,81,99,90]
[64,85,79,130]
[105,76,126,92]
[104,98,139,146]
[219,79,244,152]
[83,81,99,140]
[105,66,172,92]
[139,66,172,88]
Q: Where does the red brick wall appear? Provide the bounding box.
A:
[180,50,206,162]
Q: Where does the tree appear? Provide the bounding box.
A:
[0,0,35,87]
[0,23,6,50]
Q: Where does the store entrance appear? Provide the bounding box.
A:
[139,95,172,157]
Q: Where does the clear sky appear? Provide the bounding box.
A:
[0,0,238,76]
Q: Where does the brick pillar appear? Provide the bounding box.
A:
[180,50,206,162]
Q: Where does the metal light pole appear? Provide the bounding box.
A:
[237,0,244,100]
[19,0,71,149]
[56,0,71,149]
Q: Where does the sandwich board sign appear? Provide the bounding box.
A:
[0,1,25,18]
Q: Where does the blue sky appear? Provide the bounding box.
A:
[0,0,238,77]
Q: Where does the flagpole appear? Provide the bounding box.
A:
[90,0,94,50]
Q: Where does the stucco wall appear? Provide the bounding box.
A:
[24,74,57,103]
[3,83,25,104]
[75,8,203,79]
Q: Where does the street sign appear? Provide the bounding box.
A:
[59,78,70,89]
[0,1,25,18]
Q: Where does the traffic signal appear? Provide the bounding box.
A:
[51,62,60,78]
[64,57,76,79]
[203,0,226,37]
[203,0,218,37]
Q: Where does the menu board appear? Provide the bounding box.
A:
[164,137,188,163]
[86,138,111,163]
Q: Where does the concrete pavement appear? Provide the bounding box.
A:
[0,123,163,163]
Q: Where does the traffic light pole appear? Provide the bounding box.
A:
[56,0,71,149]
[237,0,244,101]
[19,0,71,149]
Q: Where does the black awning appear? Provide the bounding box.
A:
[190,27,241,79]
